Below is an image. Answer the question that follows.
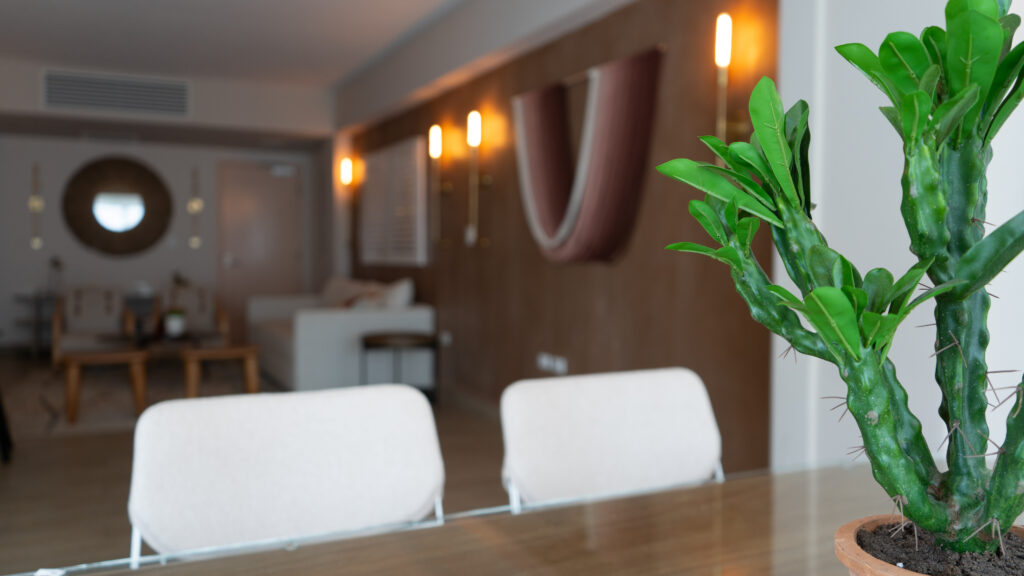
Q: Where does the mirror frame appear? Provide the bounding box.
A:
[63,157,173,256]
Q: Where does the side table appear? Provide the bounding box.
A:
[181,346,260,398]
[361,332,437,399]
[64,349,148,423]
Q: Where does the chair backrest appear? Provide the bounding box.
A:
[63,286,124,334]
[167,285,217,332]
[128,385,445,556]
[500,367,721,510]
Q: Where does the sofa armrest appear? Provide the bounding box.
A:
[292,305,435,390]
[247,294,323,324]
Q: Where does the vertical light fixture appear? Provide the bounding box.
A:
[340,157,354,186]
[465,111,482,247]
[187,168,204,249]
[428,125,443,244]
[27,162,44,250]
[715,13,733,164]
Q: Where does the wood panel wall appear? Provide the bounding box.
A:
[352,0,779,472]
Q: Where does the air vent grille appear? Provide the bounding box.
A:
[44,71,189,116]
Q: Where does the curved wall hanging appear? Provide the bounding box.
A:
[512,48,662,263]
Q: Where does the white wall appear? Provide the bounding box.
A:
[0,57,333,138]
[775,0,1024,471]
[0,134,316,346]
[335,0,635,129]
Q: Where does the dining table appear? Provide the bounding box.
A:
[60,464,891,576]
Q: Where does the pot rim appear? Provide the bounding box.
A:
[835,514,1024,576]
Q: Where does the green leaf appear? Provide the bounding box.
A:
[873,314,905,360]
[947,0,1001,20]
[836,43,901,106]
[785,100,812,212]
[880,106,905,138]
[657,159,784,227]
[934,85,981,144]
[954,209,1024,296]
[689,199,727,245]
[902,280,969,317]
[701,164,776,210]
[879,31,933,95]
[860,311,883,345]
[946,8,1004,129]
[699,135,732,167]
[728,141,775,189]
[807,245,841,288]
[666,242,741,268]
[985,42,1024,123]
[714,246,743,268]
[999,0,1014,17]
[832,255,863,289]
[843,286,869,319]
[1000,13,1021,55]
[889,258,934,314]
[922,26,948,67]
[749,77,799,207]
[735,217,760,248]
[901,90,933,144]
[862,268,895,313]
[767,284,802,305]
[803,287,863,361]
[985,70,1024,144]
[723,197,740,231]
[919,64,942,99]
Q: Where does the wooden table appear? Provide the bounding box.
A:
[181,346,260,398]
[63,349,148,423]
[94,465,889,575]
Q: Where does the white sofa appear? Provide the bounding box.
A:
[247,278,435,391]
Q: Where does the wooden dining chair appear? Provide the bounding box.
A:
[127,385,445,567]
[500,367,723,513]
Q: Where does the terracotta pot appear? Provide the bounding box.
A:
[835,514,1024,575]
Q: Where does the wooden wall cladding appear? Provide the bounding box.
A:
[353,0,779,472]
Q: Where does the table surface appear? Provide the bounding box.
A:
[90,465,888,576]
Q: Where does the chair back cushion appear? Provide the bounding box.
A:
[500,367,720,505]
[64,286,123,334]
[167,285,216,332]
[128,385,445,553]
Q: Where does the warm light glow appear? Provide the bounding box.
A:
[467,111,482,148]
[429,125,443,159]
[715,13,733,68]
[340,157,354,186]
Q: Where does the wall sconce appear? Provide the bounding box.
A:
[428,125,444,244]
[28,162,44,250]
[715,12,733,160]
[465,111,482,247]
[187,168,204,249]
[340,157,354,186]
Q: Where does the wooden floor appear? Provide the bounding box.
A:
[0,370,506,574]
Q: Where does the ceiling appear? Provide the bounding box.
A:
[0,0,461,87]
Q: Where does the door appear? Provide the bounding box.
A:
[217,161,303,343]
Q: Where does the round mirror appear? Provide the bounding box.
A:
[92,192,146,233]
[63,157,172,256]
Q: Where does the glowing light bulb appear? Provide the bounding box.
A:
[467,111,482,148]
[340,157,354,186]
[429,125,443,159]
[715,13,733,69]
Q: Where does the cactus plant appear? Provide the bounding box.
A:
[659,0,1024,554]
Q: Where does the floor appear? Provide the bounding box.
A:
[0,354,507,575]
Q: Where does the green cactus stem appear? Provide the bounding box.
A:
[659,0,1024,552]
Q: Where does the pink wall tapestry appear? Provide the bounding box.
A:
[512,48,662,263]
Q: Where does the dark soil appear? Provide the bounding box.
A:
[859,522,1024,575]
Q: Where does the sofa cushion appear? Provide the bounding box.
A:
[321,277,384,308]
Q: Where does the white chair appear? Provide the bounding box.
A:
[127,385,445,567]
[500,367,723,513]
